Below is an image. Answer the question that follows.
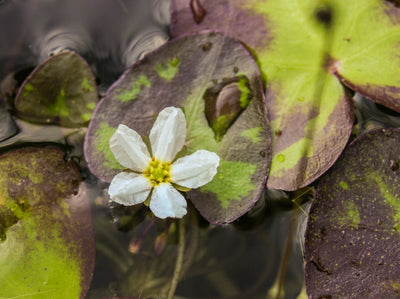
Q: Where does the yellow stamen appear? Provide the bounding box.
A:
[144,158,172,186]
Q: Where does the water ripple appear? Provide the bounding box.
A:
[122,28,168,67]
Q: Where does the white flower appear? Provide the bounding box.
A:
[108,107,220,219]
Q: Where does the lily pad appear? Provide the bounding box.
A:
[304,128,400,298]
[15,51,98,127]
[172,0,400,190]
[84,32,270,224]
[0,147,95,298]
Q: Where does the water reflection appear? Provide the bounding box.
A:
[121,27,168,67]
[353,93,400,136]
[37,28,92,60]
[0,0,170,87]
[152,0,171,27]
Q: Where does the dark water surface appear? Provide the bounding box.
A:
[0,0,170,87]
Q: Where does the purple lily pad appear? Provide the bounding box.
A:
[84,32,271,224]
[14,51,98,127]
[0,148,95,298]
[305,128,400,298]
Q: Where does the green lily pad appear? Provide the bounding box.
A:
[172,0,400,190]
[15,51,98,127]
[84,32,270,224]
[0,147,95,298]
[305,128,400,298]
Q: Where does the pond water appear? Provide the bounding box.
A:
[2,1,399,298]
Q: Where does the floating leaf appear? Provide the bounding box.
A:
[15,51,98,127]
[0,148,95,298]
[172,0,400,190]
[85,32,270,224]
[305,128,400,298]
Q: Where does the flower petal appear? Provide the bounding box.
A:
[170,150,220,188]
[108,172,152,206]
[110,124,151,172]
[149,183,187,219]
[149,107,186,162]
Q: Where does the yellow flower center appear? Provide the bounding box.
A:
[143,158,171,186]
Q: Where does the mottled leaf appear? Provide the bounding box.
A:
[171,0,400,190]
[15,51,98,127]
[0,148,95,298]
[85,32,270,224]
[305,128,400,298]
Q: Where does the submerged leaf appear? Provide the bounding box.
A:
[85,32,270,224]
[0,148,95,298]
[305,128,400,298]
[15,51,98,127]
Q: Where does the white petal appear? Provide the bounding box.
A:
[149,183,187,219]
[110,124,151,172]
[108,172,152,206]
[149,107,186,162]
[170,150,220,188]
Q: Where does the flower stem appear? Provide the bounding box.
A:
[167,218,186,299]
